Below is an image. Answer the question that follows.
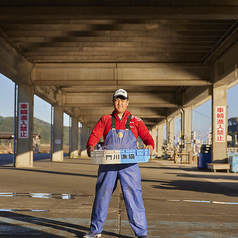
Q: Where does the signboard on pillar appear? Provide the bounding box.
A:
[215,106,226,142]
[19,102,29,138]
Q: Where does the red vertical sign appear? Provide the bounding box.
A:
[215,106,225,142]
[19,103,29,138]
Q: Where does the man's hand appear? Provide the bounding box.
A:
[145,145,153,155]
[87,145,94,157]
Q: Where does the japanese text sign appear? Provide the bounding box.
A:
[19,102,29,138]
[215,106,226,142]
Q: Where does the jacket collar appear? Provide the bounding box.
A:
[112,110,130,120]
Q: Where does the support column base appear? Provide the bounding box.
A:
[52,151,63,162]
[70,150,79,158]
[15,151,33,168]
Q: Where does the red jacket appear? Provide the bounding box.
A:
[87,110,154,149]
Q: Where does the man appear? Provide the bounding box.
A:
[84,89,154,238]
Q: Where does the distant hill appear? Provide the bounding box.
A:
[33,117,52,144]
[0,116,80,145]
[0,116,14,133]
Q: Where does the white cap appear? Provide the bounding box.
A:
[113,89,128,100]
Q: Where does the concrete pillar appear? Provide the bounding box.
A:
[16,84,34,168]
[183,107,192,163]
[151,127,157,155]
[70,117,79,158]
[170,119,175,150]
[52,106,64,161]
[166,118,175,150]
[212,84,227,163]
[166,117,175,158]
[153,126,158,155]
[88,127,92,140]
[79,124,82,153]
[157,124,164,157]
[81,123,88,156]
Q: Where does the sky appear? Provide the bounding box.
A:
[1,73,238,141]
[0,74,70,127]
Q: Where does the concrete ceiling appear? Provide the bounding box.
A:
[1,1,238,129]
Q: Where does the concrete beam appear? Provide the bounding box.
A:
[1,6,238,20]
[0,38,32,85]
[64,92,176,108]
[78,107,167,118]
[80,116,162,124]
[214,41,238,85]
[182,86,211,108]
[34,86,58,105]
[32,63,212,86]
[2,22,233,34]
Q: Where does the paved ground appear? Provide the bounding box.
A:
[0,154,238,238]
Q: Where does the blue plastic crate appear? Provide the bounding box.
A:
[120,149,150,164]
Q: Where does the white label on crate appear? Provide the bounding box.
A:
[106,154,120,162]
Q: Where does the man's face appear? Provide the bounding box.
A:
[113,96,129,115]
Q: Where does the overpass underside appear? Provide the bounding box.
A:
[0,1,238,167]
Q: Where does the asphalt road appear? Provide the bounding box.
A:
[0,155,238,237]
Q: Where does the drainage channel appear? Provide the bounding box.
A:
[145,198,238,205]
[1,192,238,205]
[0,192,93,200]
[170,199,238,205]
[0,192,94,213]
[0,209,48,212]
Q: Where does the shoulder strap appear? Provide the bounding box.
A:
[125,114,132,130]
[111,114,132,130]
[111,114,116,129]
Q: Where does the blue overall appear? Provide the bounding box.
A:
[90,115,147,236]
